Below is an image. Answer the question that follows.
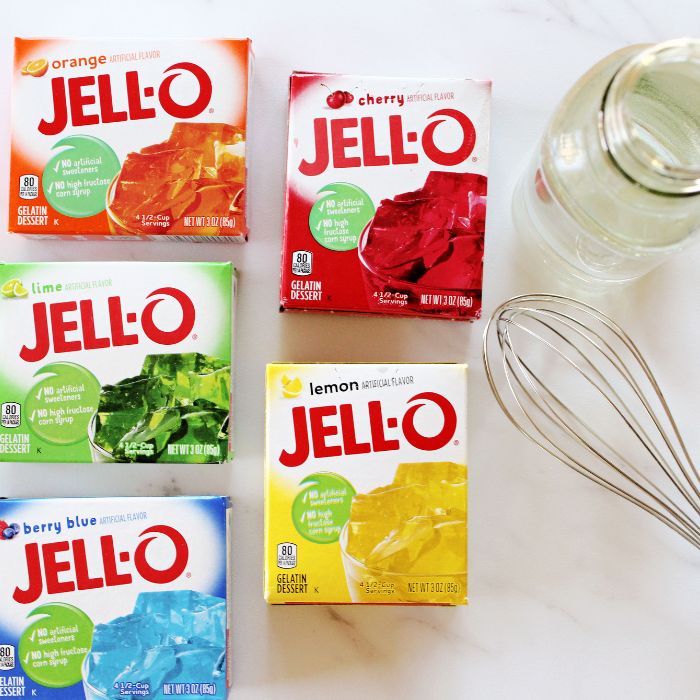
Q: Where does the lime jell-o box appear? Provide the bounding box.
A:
[10,38,251,241]
[0,496,231,699]
[265,363,468,605]
[280,72,491,320]
[0,262,233,463]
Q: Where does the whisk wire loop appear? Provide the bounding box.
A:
[483,294,700,550]
[498,319,700,547]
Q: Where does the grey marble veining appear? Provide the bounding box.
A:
[0,0,698,698]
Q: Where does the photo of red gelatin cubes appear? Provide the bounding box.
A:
[359,171,487,291]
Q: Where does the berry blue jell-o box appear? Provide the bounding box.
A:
[0,496,231,699]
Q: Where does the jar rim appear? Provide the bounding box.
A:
[602,37,700,196]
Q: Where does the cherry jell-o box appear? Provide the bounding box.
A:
[10,38,251,240]
[280,73,491,320]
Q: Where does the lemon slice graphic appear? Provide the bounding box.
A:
[1,279,20,298]
[282,375,303,398]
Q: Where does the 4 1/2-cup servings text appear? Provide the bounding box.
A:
[10,38,251,241]
[0,262,234,464]
[280,72,491,320]
[265,363,468,605]
[0,496,231,699]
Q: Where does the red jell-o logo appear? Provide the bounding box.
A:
[298,109,476,176]
[38,62,213,136]
[13,525,189,605]
[20,287,196,363]
[279,392,458,467]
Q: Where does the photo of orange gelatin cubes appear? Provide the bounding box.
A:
[107,122,246,238]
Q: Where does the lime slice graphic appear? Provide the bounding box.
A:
[1,279,20,298]
[13,282,28,298]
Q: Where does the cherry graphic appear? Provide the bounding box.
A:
[0,520,9,540]
[343,91,354,104]
[326,90,346,109]
[320,83,347,109]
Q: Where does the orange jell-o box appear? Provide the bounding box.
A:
[10,38,251,240]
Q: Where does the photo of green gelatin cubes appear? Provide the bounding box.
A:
[92,353,231,463]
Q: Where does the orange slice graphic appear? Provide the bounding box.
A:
[21,58,49,77]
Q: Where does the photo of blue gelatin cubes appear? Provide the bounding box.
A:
[84,589,227,699]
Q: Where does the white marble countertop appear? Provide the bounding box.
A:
[1,1,699,698]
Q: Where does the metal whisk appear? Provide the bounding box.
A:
[482,293,700,550]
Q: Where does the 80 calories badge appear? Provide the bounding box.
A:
[18,174,39,200]
[0,644,16,670]
[277,542,298,569]
[1,403,21,429]
[291,250,313,276]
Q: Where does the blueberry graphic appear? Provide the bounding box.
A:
[2,528,15,540]
[10,523,19,534]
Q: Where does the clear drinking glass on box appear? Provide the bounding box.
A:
[513,38,700,283]
[339,523,466,605]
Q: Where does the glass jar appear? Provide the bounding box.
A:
[513,39,700,283]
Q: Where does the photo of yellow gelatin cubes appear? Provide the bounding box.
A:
[342,462,467,604]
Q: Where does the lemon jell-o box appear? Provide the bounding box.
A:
[265,363,468,605]
[10,38,251,240]
[0,262,234,464]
